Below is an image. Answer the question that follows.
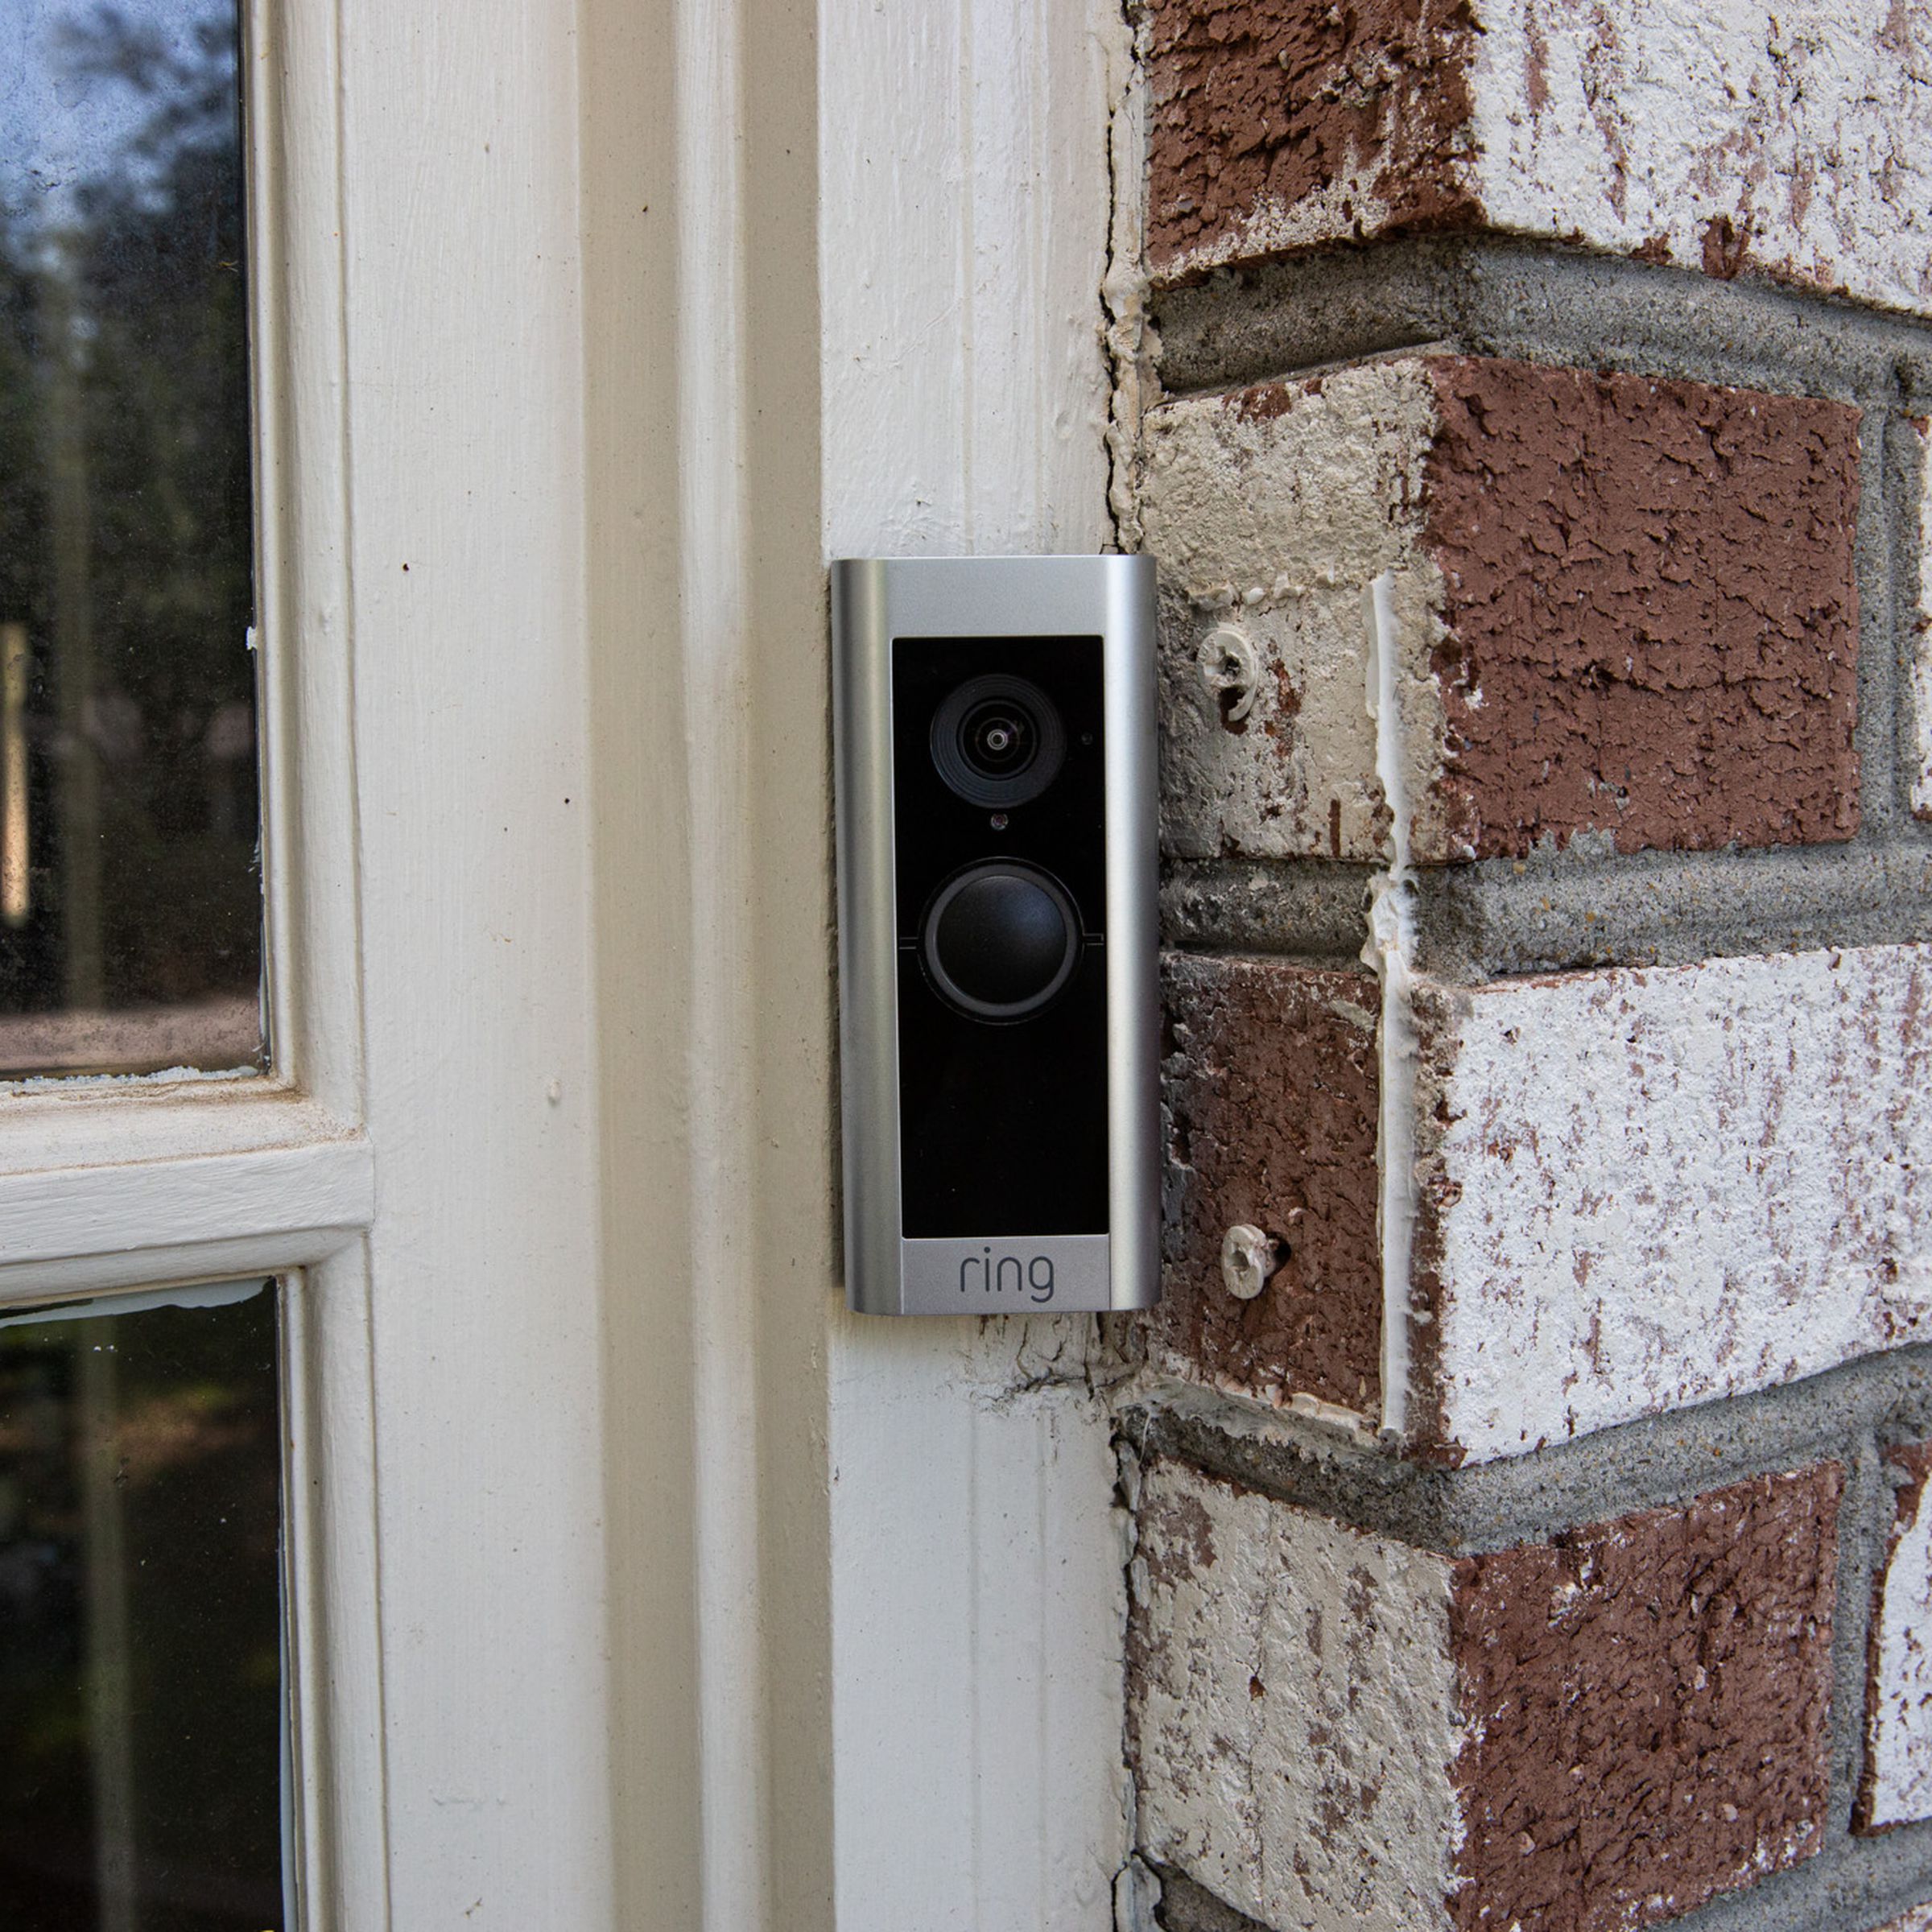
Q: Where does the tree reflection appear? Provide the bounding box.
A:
[0,0,259,1070]
[0,1286,283,1932]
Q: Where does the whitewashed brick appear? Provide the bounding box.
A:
[1912,419,1932,822]
[1137,354,1860,870]
[1129,1459,1464,1930]
[1472,2,1932,316]
[1415,945,1932,1461]
[1867,1444,1932,1830]
[1139,361,1444,865]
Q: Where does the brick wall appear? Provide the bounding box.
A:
[1117,5,1932,1929]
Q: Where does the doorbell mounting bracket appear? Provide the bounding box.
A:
[832,555,1160,1316]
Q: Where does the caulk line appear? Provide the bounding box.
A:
[1364,570,1419,1443]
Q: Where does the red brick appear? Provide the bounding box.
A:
[1145,0,1478,281]
[1154,955,1382,1418]
[1422,357,1861,858]
[1449,1470,1843,1931]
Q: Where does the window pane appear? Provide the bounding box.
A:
[0,1280,285,1931]
[0,0,262,1079]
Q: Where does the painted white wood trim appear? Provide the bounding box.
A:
[674,4,775,1926]
[819,2,1137,1923]
[579,0,840,1918]
[819,0,1122,561]
[332,0,615,1919]
[0,1082,360,1179]
[0,1128,370,1290]
[248,0,364,1125]
[283,1250,390,1932]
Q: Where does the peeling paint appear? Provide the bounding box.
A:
[1129,1459,1839,1930]
[1448,1467,1841,1930]
[1157,956,1384,1418]
[1138,354,1859,868]
[1138,361,1448,864]
[1473,0,1932,316]
[1420,357,1861,859]
[1143,0,1480,280]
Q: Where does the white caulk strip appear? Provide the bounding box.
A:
[1364,570,1419,1443]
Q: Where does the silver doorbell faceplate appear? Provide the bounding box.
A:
[832,555,1160,1316]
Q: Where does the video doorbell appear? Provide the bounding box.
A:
[832,555,1160,1315]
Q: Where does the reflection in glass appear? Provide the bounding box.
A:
[0,1280,284,1930]
[0,0,262,1078]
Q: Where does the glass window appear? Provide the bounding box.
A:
[0,1280,285,1931]
[0,0,262,1079]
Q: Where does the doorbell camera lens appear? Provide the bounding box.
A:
[931,674,1065,807]
[963,700,1030,774]
[921,861,1080,1021]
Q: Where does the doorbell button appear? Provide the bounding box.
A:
[929,673,1067,807]
[922,862,1080,1019]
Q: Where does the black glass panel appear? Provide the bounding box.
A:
[892,636,1110,1238]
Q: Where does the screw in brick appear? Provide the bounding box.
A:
[1197,625,1260,725]
[1220,1223,1283,1300]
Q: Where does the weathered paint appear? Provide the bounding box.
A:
[1449,1468,1841,1931]
[1156,956,1383,1416]
[1139,361,1443,865]
[1130,1459,1841,1931]
[1865,1443,1932,1830]
[1139,356,1860,867]
[1418,945,1932,1459]
[1473,2,1932,315]
[1154,944,1932,1463]
[1144,0,1479,279]
[1420,358,1860,859]
[1146,0,1932,317]
[1129,1457,1465,1930]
